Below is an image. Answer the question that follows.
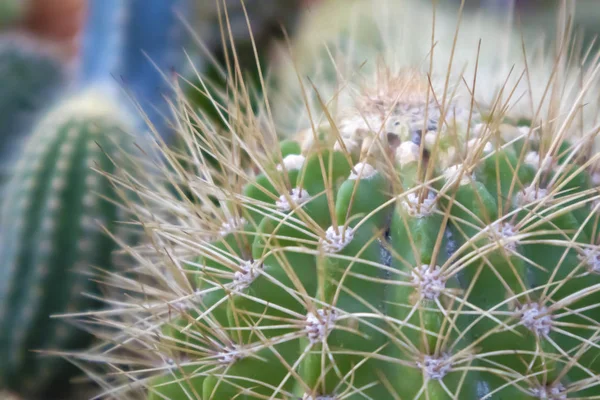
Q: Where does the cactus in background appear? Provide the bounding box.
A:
[0,35,69,190]
[0,0,190,397]
[68,1,600,399]
[0,90,137,399]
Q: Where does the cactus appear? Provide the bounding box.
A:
[0,90,137,398]
[0,0,191,396]
[0,35,68,189]
[70,1,600,399]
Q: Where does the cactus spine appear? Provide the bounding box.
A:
[71,1,600,399]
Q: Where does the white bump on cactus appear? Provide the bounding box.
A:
[219,216,247,237]
[321,225,355,253]
[305,308,338,344]
[423,131,438,150]
[467,137,493,154]
[472,123,487,137]
[230,260,263,293]
[411,264,445,300]
[348,162,377,180]
[333,137,359,154]
[525,151,555,172]
[276,187,311,211]
[217,346,242,364]
[443,164,473,186]
[402,191,437,218]
[395,141,420,166]
[303,394,338,400]
[417,353,452,381]
[515,185,550,207]
[487,221,518,252]
[518,302,553,338]
[303,395,338,400]
[578,247,600,274]
[529,383,567,400]
[277,154,306,172]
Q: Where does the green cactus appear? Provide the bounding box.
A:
[73,1,600,399]
[0,90,136,398]
[0,35,68,189]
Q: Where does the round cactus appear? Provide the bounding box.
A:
[74,1,600,399]
[0,90,137,398]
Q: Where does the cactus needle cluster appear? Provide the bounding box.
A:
[72,1,600,399]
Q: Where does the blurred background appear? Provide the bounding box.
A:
[1,0,600,399]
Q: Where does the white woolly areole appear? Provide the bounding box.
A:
[303,395,337,400]
[472,123,487,137]
[412,265,445,300]
[488,221,518,252]
[217,346,242,364]
[349,162,377,180]
[339,113,384,141]
[417,353,452,380]
[395,141,420,166]
[334,137,359,154]
[518,303,553,337]
[402,191,437,218]
[321,225,355,253]
[444,164,473,186]
[276,187,311,211]
[163,358,177,370]
[467,138,493,154]
[578,247,600,274]
[525,152,555,172]
[423,131,437,150]
[219,217,246,236]
[305,309,337,344]
[515,185,550,206]
[518,126,532,137]
[529,383,567,400]
[277,154,306,172]
[230,261,262,293]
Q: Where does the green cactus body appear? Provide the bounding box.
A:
[135,111,600,398]
[0,91,134,398]
[73,1,600,399]
[0,35,68,189]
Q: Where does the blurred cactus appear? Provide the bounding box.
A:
[0,35,69,191]
[0,90,137,399]
[0,0,189,397]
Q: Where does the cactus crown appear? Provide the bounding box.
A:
[75,1,600,399]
